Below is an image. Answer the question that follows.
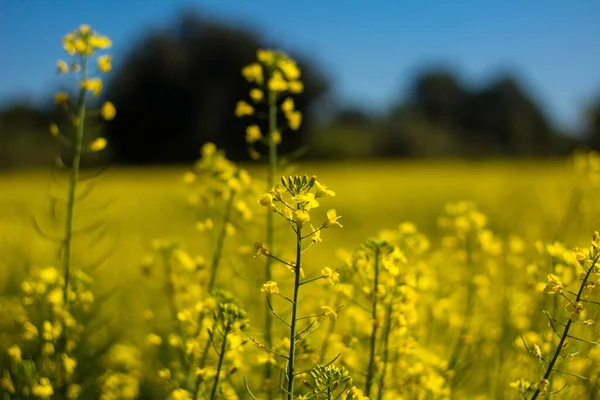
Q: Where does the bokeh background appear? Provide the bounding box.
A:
[1,1,600,169]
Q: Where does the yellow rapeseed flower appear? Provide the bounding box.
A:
[89,137,107,152]
[88,35,112,49]
[288,80,304,93]
[235,100,254,117]
[101,101,116,120]
[278,58,301,80]
[261,281,280,295]
[49,123,60,137]
[256,49,275,65]
[245,124,263,143]
[7,345,21,362]
[249,88,264,102]
[57,60,69,74]
[97,55,112,73]
[323,209,343,228]
[242,62,263,84]
[321,267,339,286]
[268,70,288,92]
[281,97,294,112]
[294,210,310,225]
[259,193,274,208]
[81,78,103,96]
[320,306,337,320]
[31,377,54,398]
[286,110,302,131]
[310,224,322,243]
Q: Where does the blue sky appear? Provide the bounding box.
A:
[1,0,600,131]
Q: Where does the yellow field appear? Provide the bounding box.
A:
[2,159,600,399]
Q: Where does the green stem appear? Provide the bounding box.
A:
[377,300,394,400]
[193,320,216,399]
[207,190,236,291]
[448,236,475,378]
[60,57,87,392]
[365,246,381,397]
[286,223,303,400]
[264,83,278,384]
[530,255,599,400]
[209,328,229,400]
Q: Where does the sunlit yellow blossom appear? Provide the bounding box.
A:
[101,101,116,120]
[288,80,304,93]
[62,354,77,375]
[320,306,337,320]
[81,78,102,96]
[54,92,69,104]
[254,242,270,257]
[536,378,549,393]
[88,35,112,49]
[322,209,343,228]
[235,100,254,117]
[286,110,302,130]
[261,281,280,295]
[257,49,275,65]
[89,137,107,152]
[281,97,294,112]
[7,345,21,362]
[294,209,310,225]
[147,333,163,347]
[31,377,54,398]
[246,124,263,143]
[566,301,584,321]
[321,267,339,286]
[97,55,112,73]
[278,58,301,80]
[543,274,564,294]
[250,88,264,101]
[57,60,69,74]
[268,70,288,92]
[259,193,275,208]
[242,62,263,84]
[310,224,322,243]
[0,370,15,394]
[315,181,335,198]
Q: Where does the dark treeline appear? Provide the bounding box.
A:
[2,12,600,169]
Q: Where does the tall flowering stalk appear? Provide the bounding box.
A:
[524,232,600,399]
[237,49,304,384]
[51,24,115,393]
[251,175,342,400]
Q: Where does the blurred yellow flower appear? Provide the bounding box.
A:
[242,62,263,84]
[268,70,288,92]
[101,101,116,120]
[57,60,69,74]
[7,345,21,362]
[286,110,302,130]
[97,55,112,73]
[245,124,263,143]
[323,209,343,228]
[31,377,54,398]
[249,88,264,102]
[89,137,107,152]
[261,281,280,295]
[321,267,339,286]
[81,78,102,96]
[49,123,60,137]
[235,100,254,117]
[257,49,275,65]
[281,97,294,112]
[288,80,304,93]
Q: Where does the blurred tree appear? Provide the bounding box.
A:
[408,69,467,127]
[104,12,328,164]
[462,76,557,156]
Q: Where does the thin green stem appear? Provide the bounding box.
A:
[264,81,278,385]
[530,255,599,400]
[209,328,229,400]
[207,190,236,291]
[59,57,87,392]
[365,246,381,397]
[377,300,394,400]
[193,321,216,399]
[286,223,303,400]
[448,236,475,378]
